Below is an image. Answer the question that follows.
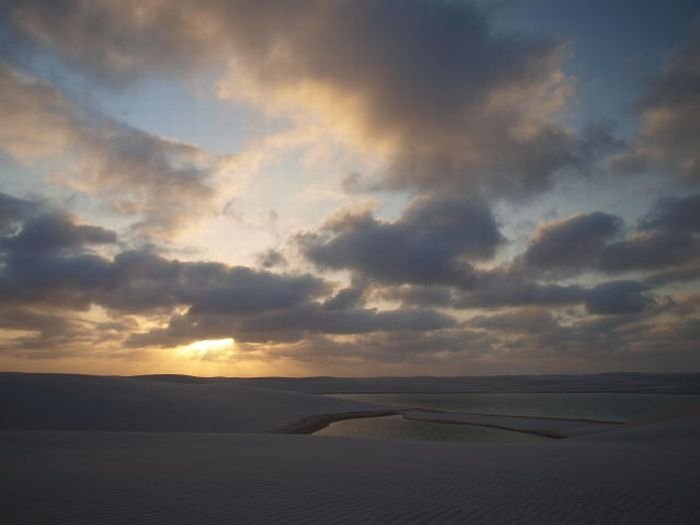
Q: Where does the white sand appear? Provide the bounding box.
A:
[1,372,698,524]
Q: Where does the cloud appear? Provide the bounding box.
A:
[453,279,588,309]
[0,193,692,371]
[467,308,559,334]
[584,280,654,315]
[256,249,287,269]
[322,281,366,311]
[0,63,221,237]
[599,230,697,272]
[519,195,700,276]
[127,297,456,347]
[0,0,216,85]
[4,0,618,199]
[300,196,502,288]
[597,194,700,273]
[2,212,116,254]
[385,268,655,317]
[640,193,700,232]
[522,212,622,273]
[0,192,37,231]
[609,22,700,181]
[0,193,456,353]
[0,195,329,315]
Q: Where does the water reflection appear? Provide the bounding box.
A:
[315,414,547,444]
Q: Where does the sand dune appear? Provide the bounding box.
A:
[1,372,698,524]
[1,423,699,524]
[0,373,386,432]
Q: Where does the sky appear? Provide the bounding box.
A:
[0,0,699,377]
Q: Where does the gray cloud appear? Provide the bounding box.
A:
[520,195,700,276]
[467,308,559,334]
[0,192,37,232]
[322,280,367,311]
[2,212,116,254]
[3,0,618,199]
[522,212,622,273]
[644,264,700,287]
[453,280,587,309]
[0,196,329,316]
[599,231,697,273]
[256,249,287,269]
[0,193,456,352]
[597,194,700,273]
[584,280,654,315]
[300,196,501,288]
[127,299,456,347]
[640,193,700,232]
[0,62,219,237]
[386,269,655,317]
[609,22,700,181]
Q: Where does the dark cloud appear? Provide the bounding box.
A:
[599,231,697,272]
[584,280,654,315]
[96,251,329,316]
[128,300,456,347]
[597,194,700,273]
[453,280,587,309]
[644,264,700,287]
[260,329,491,370]
[0,193,457,353]
[467,308,559,334]
[237,304,455,342]
[0,197,329,316]
[0,192,36,231]
[519,195,700,277]
[385,268,657,317]
[322,281,366,311]
[610,22,700,180]
[300,196,501,288]
[2,212,116,254]
[640,193,700,232]
[256,249,287,269]
[186,268,327,316]
[522,212,622,272]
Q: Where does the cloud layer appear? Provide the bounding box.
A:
[4,0,620,199]
[0,2,699,374]
[0,63,221,237]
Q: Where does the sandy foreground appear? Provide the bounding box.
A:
[1,373,699,524]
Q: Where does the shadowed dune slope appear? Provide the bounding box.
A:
[0,373,385,432]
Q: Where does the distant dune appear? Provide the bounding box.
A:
[140,371,700,394]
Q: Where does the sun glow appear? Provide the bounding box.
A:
[189,338,236,352]
[179,338,236,357]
